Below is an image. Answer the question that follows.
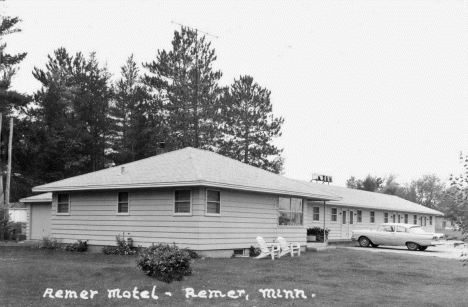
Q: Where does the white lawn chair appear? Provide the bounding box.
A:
[254,236,280,260]
[276,237,301,258]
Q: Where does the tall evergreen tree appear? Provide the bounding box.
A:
[16,48,113,188]
[72,52,113,171]
[110,55,162,164]
[0,15,29,204]
[218,75,284,173]
[143,27,223,151]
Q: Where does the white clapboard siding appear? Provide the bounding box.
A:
[305,202,437,240]
[196,188,306,248]
[49,188,308,250]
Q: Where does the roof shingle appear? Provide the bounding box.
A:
[303,182,444,216]
[32,147,339,201]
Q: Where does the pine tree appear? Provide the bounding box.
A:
[72,52,113,171]
[0,15,29,205]
[218,75,284,173]
[18,48,113,184]
[143,27,223,151]
[110,55,162,164]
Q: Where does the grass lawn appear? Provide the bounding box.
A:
[0,246,467,307]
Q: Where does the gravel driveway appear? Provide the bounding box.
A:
[345,241,467,259]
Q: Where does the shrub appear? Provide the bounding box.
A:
[102,235,137,255]
[249,245,261,257]
[0,208,14,240]
[63,240,88,252]
[136,243,193,283]
[38,237,62,250]
[183,248,201,259]
[307,227,330,241]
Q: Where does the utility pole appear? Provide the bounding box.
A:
[171,21,218,148]
[5,117,12,207]
[0,113,3,211]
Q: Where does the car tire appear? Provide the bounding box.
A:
[358,237,371,247]
[406,242,419,251]
[418,246,428,251]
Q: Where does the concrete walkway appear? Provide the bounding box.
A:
[344,241,467,259]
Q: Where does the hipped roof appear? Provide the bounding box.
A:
[32,147,339,201]
[19,192,52,203]
[305,182,444,216]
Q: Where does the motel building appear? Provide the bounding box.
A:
[20,147,443,257]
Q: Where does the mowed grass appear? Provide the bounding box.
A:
[0,246,467,307]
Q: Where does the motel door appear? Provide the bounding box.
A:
[348,210,354,239]
[340,208,349,239]
[341,208,353,239]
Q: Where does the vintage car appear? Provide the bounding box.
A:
[351,223,445,251]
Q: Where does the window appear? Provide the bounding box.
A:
[117,192,129,214]
[429,216,433,226]
[395,226,406,233]
[379,225,394,232]
[313,207,320,221]
[57,194,70,214]
[408,226,426,234]
[349,211,354,224]
[278,197,303,226]
[206,190,221,214]
[404,214,408,224]
[331,208,337,222]
[370,211,375,223]
[414,215,417,224]
[384,212,388,223]
[357,210,362,223]
[174,190,191,214]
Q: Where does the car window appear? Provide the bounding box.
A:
[408,226,426,234]
[379,225,394,232]
[395,226,406,233]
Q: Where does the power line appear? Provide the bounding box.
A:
[171,21,219,39]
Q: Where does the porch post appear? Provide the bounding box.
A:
[323,201,326,242]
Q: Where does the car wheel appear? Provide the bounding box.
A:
[406,242,419,251]
[359,237,371,247]
[418,246,428,251]
[371,244,379,248]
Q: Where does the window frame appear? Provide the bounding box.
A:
[173,189,192,216]
[57,193,70,215]
[384,212,388,223]
[429,216,433,226]
[278,197,304,227]
[370,211,375,223]
[312,206,320,221]
[206,189,221,216]
[116,192,130,215]
[357,210,362,223]
[331,207,338,222]
[414,214,417,225]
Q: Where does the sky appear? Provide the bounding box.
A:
[3,0,468,187]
